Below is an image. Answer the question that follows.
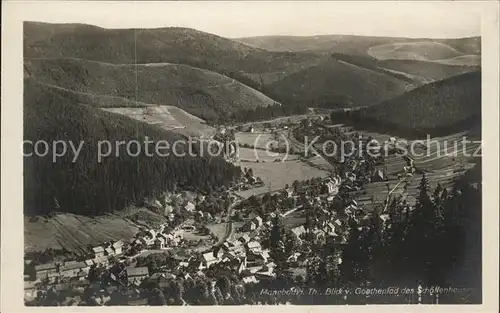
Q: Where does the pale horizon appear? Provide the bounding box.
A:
[17,1,481,39]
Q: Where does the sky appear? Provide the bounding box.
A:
[16,1,482,38]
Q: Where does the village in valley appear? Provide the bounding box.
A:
[24,112,480,306]
[18,5,486,306]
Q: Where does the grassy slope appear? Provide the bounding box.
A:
[359,71,481,131]
[367,41,464,61]
[25,58,277,122]
[102,106,215,138]
[377,59,480,82]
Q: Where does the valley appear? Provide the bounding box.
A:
[22,21,483,306]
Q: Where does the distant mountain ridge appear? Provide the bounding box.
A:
[24,21,481,121]
[235,34,480,58]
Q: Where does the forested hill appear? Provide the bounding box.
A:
[25,22,480,119]
[330,71,481,137]
[23,78,241,216]
[24,57,278,123]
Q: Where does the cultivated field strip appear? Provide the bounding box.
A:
[338,127,480,212]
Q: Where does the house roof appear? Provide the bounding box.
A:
[126,267,149,277]
[85,259,95,266]
[92,246,105,253]
[238,234,251,243]
[256,271,276,278]
[112,240,124,248]
[94,256,108,264]
[149,272,175,281]
[247,266,262,274]
[105,247,114,254]
[246,241,261,250]
[184,201,195,211]
[61,261,87,272]
[380,214,390,222]
[242,276,259,284]
[35,263,57,271]
[202,252,217,263]
[291,225,306,237]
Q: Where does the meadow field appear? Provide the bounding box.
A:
[102,105,215,138]
[24,213,141,253]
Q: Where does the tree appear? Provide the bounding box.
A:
[107,290,128,306]
[148,288,167,306]
[270,215,286,266]
[339,221,368,286]
[216,276,232,299]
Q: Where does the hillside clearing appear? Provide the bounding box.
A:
[367,41,463,61]
[102,105,215,138]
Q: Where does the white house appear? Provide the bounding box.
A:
[242,275,259,284]
[34,263,58,281]
[94,256,109,266]
[154,237,166,249]
[105,247,114,256]
[125,267,149,285]
[112,240,124,255]
[92,246,105,258]
[238,234,251,244]
[252,216,263,228]
[202,252,219,268]
[184,201,196,212]
[243,221,257,232]
[246,241,262,253]
[291,225,306,242]
[325,222,336,235]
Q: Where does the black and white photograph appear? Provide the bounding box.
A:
[1,0,499,309]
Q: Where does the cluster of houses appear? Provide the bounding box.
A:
[241,216,263,232]
[31,240,126,284]
[108,233,278,293]
[145,194,198,219]
[290,215,348,247]
[131,223,184,250]
[25,240,127,300]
